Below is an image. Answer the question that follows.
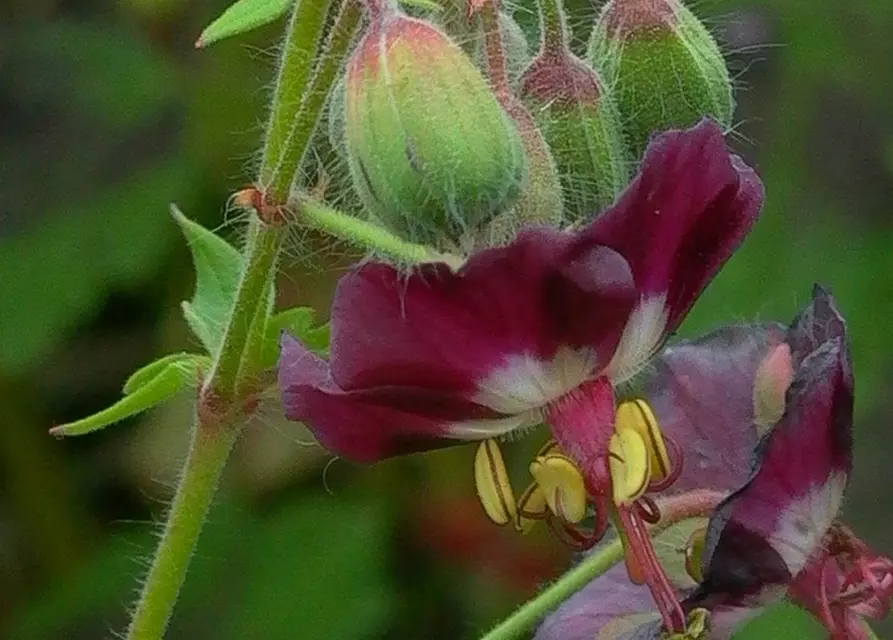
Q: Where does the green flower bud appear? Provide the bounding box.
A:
[344,8,528,249]
[588,0,733,157]
[521,0,629,222]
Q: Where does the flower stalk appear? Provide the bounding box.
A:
[291,194,460,266]
[480,538,625,640]
[260,0,334,197]
[123,0,355,635]
[479,0,512,102]
[124,422,239,639]
[271,0,364,199]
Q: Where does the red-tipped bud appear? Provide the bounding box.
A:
[343,5,527,250]
[520,47,629,222]
[589,0,734,158]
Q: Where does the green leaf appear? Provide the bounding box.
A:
[261,306,330,368]
[171,205,244,356]
[122,352,202,394]
[50,353,208,437]
[196,0,293,48]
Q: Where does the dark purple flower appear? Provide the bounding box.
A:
[280,120,763,633]
[536,287,893,639]
[278,120,762,466]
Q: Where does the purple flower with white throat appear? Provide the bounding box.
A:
[536,287,893,639]
[278,120,763,633]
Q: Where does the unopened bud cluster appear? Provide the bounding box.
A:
[324,0,734,253]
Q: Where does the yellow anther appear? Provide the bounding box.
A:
[608,428,650,506]
[684,525,708,584]
[474,439,517,526]
[529,454,588,523]
[515,482,548,534]
[616,399,671,482]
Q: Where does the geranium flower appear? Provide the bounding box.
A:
[535,287,893,639]
[278,120,763,632]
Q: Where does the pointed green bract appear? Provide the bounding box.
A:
[262,307,330,368]
[588,0,733,158]
[172,205,244,356]
[50,354,209,436]
[196,0,293,48]
[123,352,204,395]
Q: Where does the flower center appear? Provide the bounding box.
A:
[472,397,688,633]
[471,398,681,537]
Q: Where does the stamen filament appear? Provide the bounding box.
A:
[617,506,687,633]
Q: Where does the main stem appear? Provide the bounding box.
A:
[126,421,238,639]
[124,0,343,636]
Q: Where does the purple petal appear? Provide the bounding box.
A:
[534,544,753,640]
[534,562,659,640]
[786,284,849,366]
[277,122,765,462]
[686,335,854,616]
[278,229,638,461]
[643,323,787,494]
[584,119,764,333]
[279,333,528,461]
[329,229,636,393]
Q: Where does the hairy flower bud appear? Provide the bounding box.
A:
[520,49,629,222]
[343,8,527,249]
[588,0,733,157]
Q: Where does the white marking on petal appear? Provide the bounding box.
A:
[473,346,598,415]
[769,471,847,576]
[606,295,669,385]
[448,410,543,439]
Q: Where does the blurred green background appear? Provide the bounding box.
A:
[1,0,892,638]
